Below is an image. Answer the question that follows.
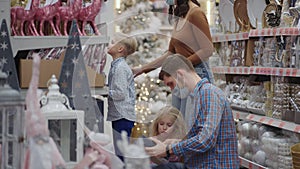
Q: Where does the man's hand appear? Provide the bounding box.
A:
[144,137,167,158]
[131,67,143,77]
[163,139,181,145]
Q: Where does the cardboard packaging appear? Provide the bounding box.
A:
[19,59,105,88]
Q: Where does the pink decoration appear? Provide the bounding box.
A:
[23,53,65,169]
[57,0,82,36]
[93,44,107,73]
[78,0,102,35]
[35,0,62,36]
[11,0,39,36]
[73,141,111,169]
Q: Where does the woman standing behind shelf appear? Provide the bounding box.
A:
[132,0,214,121]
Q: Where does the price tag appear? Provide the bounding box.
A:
[249,162,253,169]
[239,67,243,73]
[279,122,286,128]
[250,67,254,74]
[278,28,282,35]
[266,68,271,75]
[233,67,237,73]
[286,69,291,76]
[294,126,300,133]
[279,69,284,76]
[235,113,240,119]
[267,119,274,125]
[285,28,289,34]
[261,29,265,36]
[244,67,249,74]
[272,68,277,75]
[292,69,297,77]
[267,29,271,35]
[259,117,266,123]
[236,34,239,40]
[248,114,254,120]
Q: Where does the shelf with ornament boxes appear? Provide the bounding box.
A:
[0,0,109,91]
[213,0,300,168]
[1,0,110,56]
[0,16,128,168]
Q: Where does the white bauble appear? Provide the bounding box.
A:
[253,150,266,165]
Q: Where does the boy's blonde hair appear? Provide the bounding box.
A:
[114,32,137,56]
[150,106,187,140]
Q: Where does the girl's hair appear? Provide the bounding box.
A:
[114,32,137,56]
[168,0,201,24]
[150,106,187,140]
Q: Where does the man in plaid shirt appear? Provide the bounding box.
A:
[145,54,239,169]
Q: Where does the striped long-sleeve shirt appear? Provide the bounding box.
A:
[172,78,239,169]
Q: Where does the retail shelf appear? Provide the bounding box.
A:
[212,32,249,43]
[246,114,300,134]
[249,27,300,37]
[212,66,300,77]
[159,26,173,32]
[11,35,109,56]
[20,86,108,99]
[232,109,249,120]
[239,156,268,169]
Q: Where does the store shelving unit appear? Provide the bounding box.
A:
[212,32,249,43]
[213,26,300,169]
[247,114,300,134]
[11,35,109,56]
[239,156,268,169]
[249,27,300,37]
[0,0,109,57]
[212,66,300,77]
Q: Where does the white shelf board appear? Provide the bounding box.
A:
[232,109,249,120]
[246,114,300,133]
[11,35,109,56]
[239,156,268,169]
[212,66,300,77]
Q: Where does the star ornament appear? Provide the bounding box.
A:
[65,70,71,78]
[72,58,79,65]
[72,31,79,38]
[1,31,7,37]
[0,42,8,51]
[61,81,68,88]
[0,57,7,65]
[75,82,82,88]
[70,42,79,50]
[79,69,85,79]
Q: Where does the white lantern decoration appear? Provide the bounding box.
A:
[0,70,25,169]
[40,75,84,168]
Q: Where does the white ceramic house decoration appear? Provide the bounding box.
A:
[0,70,25,169]
[40,74,85,168]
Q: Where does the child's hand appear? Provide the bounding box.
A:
[144,137,167,158]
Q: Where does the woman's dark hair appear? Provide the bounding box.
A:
[168,0,201,24]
